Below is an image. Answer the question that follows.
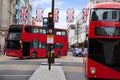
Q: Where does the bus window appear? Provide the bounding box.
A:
[25,26,32,33]
[39,29,43,33]
[95,27,107,35]
[91,10,98,21]
[91,9,120,21]
[32,40,39,48]
[62,31,66,36]
[39,28,46,34]
[8,33,21,40]
[54,43,63,49]
[33,28,39,33]
[7,40,20,50]
[103,11,118,20]
[39,42,46,48]
[9,25,23,33]
[95,27,120,36]
[112,11,117,19]
[43,29,46,34]
[103,12,108,19]
[56,31,61,35]
[55,30,67,36]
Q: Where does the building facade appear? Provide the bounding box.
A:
[0,0,16,48]
[0,0,32,49]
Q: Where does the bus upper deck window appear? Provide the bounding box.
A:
[56,31,61,35]
[39,29,42,33]
[25,26,32,33]
[62,31,66,36]
[33,28,39,33]
[103,12,108,19]
[102,11,118,21]
[91,11,98,21]
[43,29,46,34]
[112,11,117,19]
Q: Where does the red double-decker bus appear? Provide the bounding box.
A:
[6,24,68,58]
[85,2,120,80]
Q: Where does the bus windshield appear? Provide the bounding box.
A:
[7,25,23,49]
[90,9,120,21]
[9,25,23,33]
[95,27,120,36]
[7,40,20,50]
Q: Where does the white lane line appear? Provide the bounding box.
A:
[0,75,31,76]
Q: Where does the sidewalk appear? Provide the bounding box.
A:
[29,65,66,80]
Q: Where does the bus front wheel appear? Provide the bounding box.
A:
[32,52,37,58]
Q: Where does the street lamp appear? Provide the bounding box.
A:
[76,24,80,47]
[77,26,78,47]
[69,24,76,48]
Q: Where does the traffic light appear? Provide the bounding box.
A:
[48,12,54,29]
[47,12,54,34]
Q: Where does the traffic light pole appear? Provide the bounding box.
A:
[52,0,54,21]
[48,0,55,70]
[51,0,54,63]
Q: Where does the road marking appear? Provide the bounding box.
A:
[0,75,31,76]
[0,65,38,70]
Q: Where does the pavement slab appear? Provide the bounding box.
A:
[29,65,66,80]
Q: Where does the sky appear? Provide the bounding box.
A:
[30,0,89,29]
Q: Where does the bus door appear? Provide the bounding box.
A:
[22,42,30,57]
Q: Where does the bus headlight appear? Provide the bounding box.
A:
[90,67,96,74]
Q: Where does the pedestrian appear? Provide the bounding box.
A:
[82,48,88,64]
[0,48,2,55]
[2,49,4,55]
[0,48,4,56]
[3,48,6,55]
[78,48,82,57]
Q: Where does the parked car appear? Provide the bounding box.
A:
[72,48,82,57]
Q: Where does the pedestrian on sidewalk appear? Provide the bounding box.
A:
[3,47,6,55]
[82,48,88,64]
[0,48,2,55]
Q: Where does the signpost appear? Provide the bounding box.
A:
[47,35,54,44]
